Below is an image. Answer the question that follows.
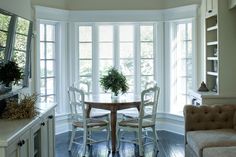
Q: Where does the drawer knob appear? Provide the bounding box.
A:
[48,115,54,119]
[41,122,45,126]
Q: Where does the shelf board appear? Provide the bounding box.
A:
[207,71,218,76]
[207,41,218,46]
[207,25,218,31]
[207,57,218,60]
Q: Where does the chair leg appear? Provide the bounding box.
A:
[138,129,143,157]
[68,126,76,151]
[82,129,88,157]
[152,126,158,146]
[116,128,120,151]
[107,124,111,151]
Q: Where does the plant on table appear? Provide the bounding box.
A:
[100,67,129,96]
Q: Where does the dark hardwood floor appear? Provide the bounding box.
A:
[56,130,184,157]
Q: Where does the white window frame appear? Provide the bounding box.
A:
[166,18,196,115]
[76,22,159,96]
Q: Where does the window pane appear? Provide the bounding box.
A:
[120,43,133,58]
[47,78,54,95]
[79,26,92,42]
[14,34,27,51]
[119,25,134,42]
[40,79,46,95]
[188,23,192,40]
[40,96,46,103]
[0,14,10,31]
[46,25,55,41]
[46,60,54,77]
[141,26,153,41]
[16,17,30,35]
[40,60,45,77]
[99,25,113,42]
[187,41,192,58]
[141,59,153,75]
[80,77,92,92]
[40,42,45,59]
[99,60,113,75]
[79,60,92,76]
[79,43,92,59]
[120,59,134,75]
[13,51,26,70]
[141,76,154,90]
[126,76,134,93]
[47,95,55,103]
[99,43,113,59]
[141,42,153,58]
[0,31,7,47]
[40,24,45,41]
[46,43,54,59]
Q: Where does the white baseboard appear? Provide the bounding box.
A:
[55,112,184,135]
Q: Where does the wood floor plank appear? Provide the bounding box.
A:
[55,130,184,157]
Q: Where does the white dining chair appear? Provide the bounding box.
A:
[116,85,160,156]
[67,86,110,156]
[73,81,110,119]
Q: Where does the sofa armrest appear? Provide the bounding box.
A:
[184,104,236,132]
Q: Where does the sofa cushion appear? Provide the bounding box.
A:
[184,105,236,131]
[187,129,236,157]
[203,146,236,157]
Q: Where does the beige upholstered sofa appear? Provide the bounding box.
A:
[184,104,236,157]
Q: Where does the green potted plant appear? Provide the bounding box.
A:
[100,67,129,97]
[0,61,22,93]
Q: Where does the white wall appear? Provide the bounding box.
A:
[0,0,32,20]
[32,0,200,10]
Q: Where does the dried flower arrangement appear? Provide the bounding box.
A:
[1,93,38,120]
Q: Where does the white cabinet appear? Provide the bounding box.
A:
[6,130,31,157]
[206,0,218,17]
[190,0,236,105]
[0,103,56,157]
[40,111,55,157]
[229,0,236,9]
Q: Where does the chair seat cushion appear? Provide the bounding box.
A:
[73,119,108,128]
[203,146,236,157]
[187,129,236,157]
[118,118,154,128]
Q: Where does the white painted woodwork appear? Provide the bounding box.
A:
[0,103,56,157]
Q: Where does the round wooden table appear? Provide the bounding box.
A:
[84,94,141,152]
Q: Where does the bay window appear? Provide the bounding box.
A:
[78,23,157,95]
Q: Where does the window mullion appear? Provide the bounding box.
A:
[114,24,119,69]
[134,24,141,95]
[5,15,17,61]
[92,24,99,94]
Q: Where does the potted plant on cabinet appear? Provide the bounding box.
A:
[0,61,22,94]
[100,67,129,99]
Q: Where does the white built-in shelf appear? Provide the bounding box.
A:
[207,57,218,60]
[207,25,218,31]
[207,41,218,46]
[207,71,218,76]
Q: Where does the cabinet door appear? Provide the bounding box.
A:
[40,117,49,157]
[206,0,218,17]
[31,121,41,157]
[40,110,55,157]
[19,130,31,157]
[6,130,31,157]
[6,138,20,157]
[206,0,213,14]
[47,113,55,157]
